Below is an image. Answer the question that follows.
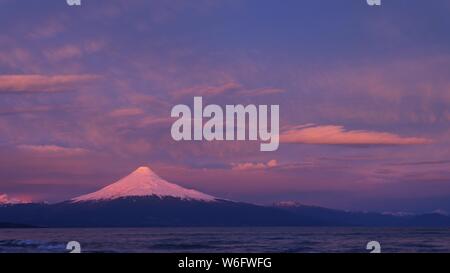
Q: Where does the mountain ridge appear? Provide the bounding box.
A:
[1,166,450,227]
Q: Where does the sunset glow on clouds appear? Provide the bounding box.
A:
[0,74,99,93]
[232,160,278,171]
[0,193,29,204]
[17,145,89,156]
[280,125,431,145]
[0,0,449,212]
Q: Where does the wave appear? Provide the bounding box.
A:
[0,239,66,253]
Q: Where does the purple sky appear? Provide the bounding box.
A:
[0,0,449,212]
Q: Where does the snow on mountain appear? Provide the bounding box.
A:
[72,166,216,202]
[0,194,26,205]
[273,201,305,208]
[0,194,11,204]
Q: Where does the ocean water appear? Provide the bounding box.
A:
[0,227,450,253]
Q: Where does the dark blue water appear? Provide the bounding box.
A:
[1,227,449,253]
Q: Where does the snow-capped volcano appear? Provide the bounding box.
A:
[0,193,26,205]
[72,166,216,202]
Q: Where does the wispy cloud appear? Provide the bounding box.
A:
[27,20,65,39]
[390,160,450,166]
[232,159,278,171]
[44,45,83,62]
[237,87,285,97]
[109,107,144,118]
[280,125,431,145]
[171,82,241,98]
[171,82,286,99]
[0,48,32,69]
[0,106,54,116]
[18,145,89,156]
[44,40,106,62]
[0,74,100,93]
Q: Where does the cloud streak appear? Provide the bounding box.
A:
[232,160,278,171]
[237,87,285,97]
[18,145,89,156]
[109,107,144,118]
[0,74,100,93]
[280,125,431,146]
[171,82,241,98]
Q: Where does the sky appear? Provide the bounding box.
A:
[0,0,449,213]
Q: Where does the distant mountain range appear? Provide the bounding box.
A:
[1,166,450,228]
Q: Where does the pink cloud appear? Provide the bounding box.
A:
[109,107,144,118]
[0,193,29,204]
[18,145,89,156]
[0,74,100,93]
[308,56,450,104]
[280,125,431,145]
[171,82,285,99]
[45,41,106,62]
[238,87,285,97]
[28,20,65,39]
[45,45,83,61]
[84,40,106,53]
[137,116,172,127]
[0,48,32,69]
[232,159,278,171]
[172,82,241,98]
[127,94,168,107]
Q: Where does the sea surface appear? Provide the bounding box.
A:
[0,227,449,253]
